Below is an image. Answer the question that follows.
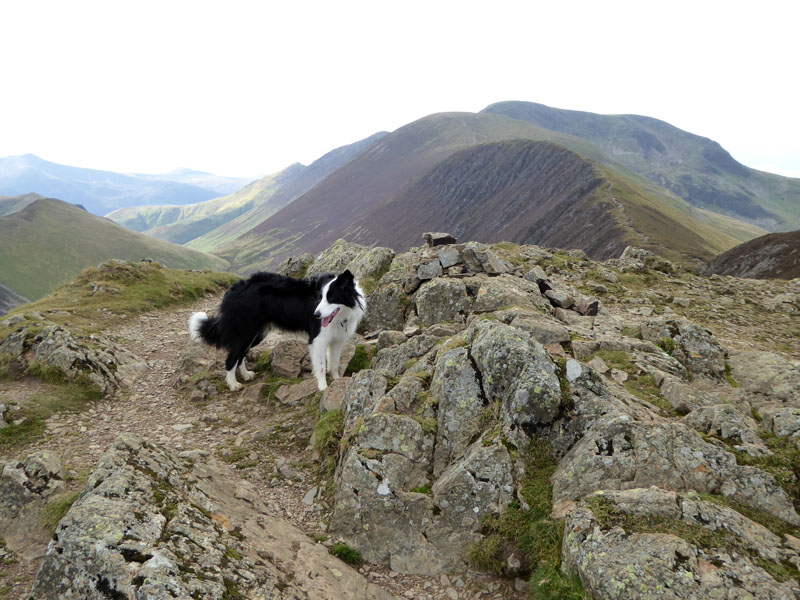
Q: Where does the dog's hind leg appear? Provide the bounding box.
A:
[225,345,249,391]
[309,338,328,391]
[238,360,256,382]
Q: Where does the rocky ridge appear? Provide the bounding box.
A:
[0,235,799,599]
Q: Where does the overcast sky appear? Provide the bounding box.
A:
[1,0,798,179]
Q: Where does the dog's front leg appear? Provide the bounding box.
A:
[309,339,328,391]
[327,338,346,380]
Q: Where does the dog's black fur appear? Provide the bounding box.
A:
[189,270,365,391]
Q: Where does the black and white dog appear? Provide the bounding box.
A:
[189,270,365,391]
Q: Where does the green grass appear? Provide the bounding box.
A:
[1,260,238,338]
[42,491,81,535]
[0,363,102,450]
[733,431,800,516]
[330,543,362,566]
[313,410,344,455]
[345,344,372,375]
[468,438,588,599]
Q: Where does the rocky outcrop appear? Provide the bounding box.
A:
[702,229,800,279]
[0,316,146,393]
[31,435,396,600]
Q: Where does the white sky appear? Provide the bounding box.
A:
[1,0,798,180]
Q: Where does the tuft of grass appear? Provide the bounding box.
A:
[313,410,344,456]
[723,361,739,388]
[42,491,81,535]
[330,543,362,566]
[657,336,676,355]
[345,344,372,375]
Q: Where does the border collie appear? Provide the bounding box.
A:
[189,270,365,391]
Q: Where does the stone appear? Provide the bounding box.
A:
[275,378,320,405]
[306,238,367,277]
[552,416,800,525]
[472,274,551,314]
[469,320,563,429]
[377,330,408,350]
[437,247,461,269]
[641,317,726,379]
[347,246,396,283]
[681,404,768,456]
[509,314,570,345]
[0,451,65,560]
[363,282,409,332]
[417,258,443,280]
[727,350,800,406]
[431,347,485,477]
[423,232,457,247]
[320,376,350,414]
[574,296,600,316]
[460,242,508,275]
[414,279,472,325]
[270,337,307,378]
[760,405,800,439]
[544,288,575,309]
[275,252,315,278]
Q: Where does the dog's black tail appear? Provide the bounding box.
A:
[188,311,223,347]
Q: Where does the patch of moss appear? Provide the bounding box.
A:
[313,410,344,455]
[410,483,432,495]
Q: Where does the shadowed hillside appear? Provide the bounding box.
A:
[702,229,800,279]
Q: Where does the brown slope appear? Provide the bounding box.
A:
[702,230,800,279]
[346,139,741,261]
[214,112,602,270]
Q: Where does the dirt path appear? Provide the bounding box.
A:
[2,296,519,600]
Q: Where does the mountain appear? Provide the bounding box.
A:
[702,229,800,279]
[0,155,225,216]
[133,168,251,195]
[107,132,388,251]
[0,198,230,303]
[214,112,765,272]
[482,101,800,230]
[0,192,45,218]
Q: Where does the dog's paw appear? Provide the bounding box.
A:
[316,379,328,392]
[228,381,244,392]
[240,369,256,381]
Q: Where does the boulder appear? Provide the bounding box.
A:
[471,274,551,314]
[414,279,472,326]
[641,317,726,379]
[306,238,366,277]
[681,404,769,456]
[347,246,396,284]
[727,350,800,406]
[423,232,457,247]
[275,252,314,278]
[270,337,308,378]
[469,321,563,430]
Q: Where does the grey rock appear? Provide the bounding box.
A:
[727,350,800,406]
[377,330,408,350]
[363,282,409,332]
[681,404,768,456]
[544,288,575,309]
[417,258,443,281]
[275,252,315,277]
[431,347,485,477]
[437,247,461,269]
[553,416,800,525]
[460,242,507,275]
[320,376,350,414]
[0,322,146,393]
[563,488,800,599]
[342,369,388,435]
[641,317,726,379]
[423,232,457,247]
[472,274,551,314]
[373,334,438,378]
[31,436,396,600]
[306,238,367,277]
[270,337,307,378]
[760,405,800,439]
[0,451,65,559]
[347,246,396,283]
[469,320,562,429]
[414,279,472,326]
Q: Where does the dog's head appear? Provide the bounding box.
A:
[314,270,365,327]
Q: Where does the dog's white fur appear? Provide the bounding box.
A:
[310,278,366,390]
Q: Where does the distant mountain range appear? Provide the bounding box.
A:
[0,197,229,312]
[0,154,250,215]
[3,101,798,279]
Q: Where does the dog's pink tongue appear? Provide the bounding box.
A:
[322,307,340,327]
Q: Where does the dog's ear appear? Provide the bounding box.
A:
[339,269,354,281]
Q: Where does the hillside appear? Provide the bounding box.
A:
[482,101,800,230]
[214,112,613,271]
[344,139,754,261]
[0,192,45,218]
[0,198,230,302]
[0,154,223,215]
[106,132,388,252]
[214,114,764,272]
[702,229,800,279]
